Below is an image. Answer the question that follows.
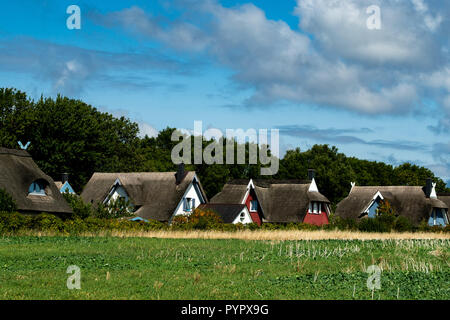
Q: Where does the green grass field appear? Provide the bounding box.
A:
[0,236,448,300]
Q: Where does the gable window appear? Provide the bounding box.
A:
[308,202,322,215]
[28,180,47,196]
[250,200,258,212]
[428,208,448,227]
[240,212,245,222]
[183,197,195,212]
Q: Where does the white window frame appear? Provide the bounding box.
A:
[250,200,258,212]
[184,197,195,212]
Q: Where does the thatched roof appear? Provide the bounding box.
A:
[0,148,72,215]
[438,193,450,210]
[197,203,246,223]
[81,171,207,222]
[211,179,330,223]
[54,182,64,190]
[335,186,449,224]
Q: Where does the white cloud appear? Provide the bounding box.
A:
[138,122,159,138]
[86,1,450,122]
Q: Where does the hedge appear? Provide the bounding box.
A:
[0,211,448,235]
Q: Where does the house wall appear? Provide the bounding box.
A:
[244,189,263,226]
[173,182,204,217]
[303,203,329,226]
[231,207,253,224]
[368,199,381,218]
[107,185,130,204]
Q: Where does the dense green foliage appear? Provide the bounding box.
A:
[0,212,448,234]
[0,236,448,299]
[1,88,448,204]
[0,188,17,213]
[62,193,134,220]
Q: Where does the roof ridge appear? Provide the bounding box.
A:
[0,147,30,157]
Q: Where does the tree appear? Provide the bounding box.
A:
[0,88,141,192]
[0,188,17,212]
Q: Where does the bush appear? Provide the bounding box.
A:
[0,212,25,233]
[63,192,92,219]
[171,208,224,230]
[328,215,358,231]
[31,213,64,232]
[393,216,414,232]
[95,197,134,219]
[0,188,17,213]
[358,217,391,233]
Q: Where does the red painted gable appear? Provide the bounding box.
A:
[303,205,329,226]
[244,189,263,226]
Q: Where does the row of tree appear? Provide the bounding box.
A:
[1,88,448,205]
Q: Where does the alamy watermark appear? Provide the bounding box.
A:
[66,5,81,30]
[66,265,81,290]
[366,265,381,291]
[366,5,381,30]
[171,121,279,175]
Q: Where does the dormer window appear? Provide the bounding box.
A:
[308,202,322,214]
[28,180,47,196]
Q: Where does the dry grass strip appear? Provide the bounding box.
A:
[19,229,450,240]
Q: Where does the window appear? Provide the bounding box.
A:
[250,200,258,212]
[28,180,46,196]
[309,202,322,215]
[184,198,195,212]
[240,212,245,222]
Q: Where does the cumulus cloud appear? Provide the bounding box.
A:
[430,141,450,180]
[138,122,159,138]
[297,0,444,67]
[0,37,184,96]
[91,0,448,118]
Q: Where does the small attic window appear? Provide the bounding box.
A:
[28,180,47,196]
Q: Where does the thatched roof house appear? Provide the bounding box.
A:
[211,170,331,225]
[0,147,72,215]
[197,203,252,224]
[81,165,207,222]
[335,180,449,226]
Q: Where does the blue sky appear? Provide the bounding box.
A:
[0,0,449,184]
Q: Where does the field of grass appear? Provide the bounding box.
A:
[0,236,449,300]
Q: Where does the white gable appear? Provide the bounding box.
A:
[308,178,319,192]
[231,206,253,224]
[103,178,132,205]
[171,175,206,218]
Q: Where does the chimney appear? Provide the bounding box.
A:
[425,178,432,198]
[62,173,69,184]
[308,169,316,181]
[175,163,185,185]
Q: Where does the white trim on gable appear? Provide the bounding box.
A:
[103,178,126,204]
[350,182,356,193]
[362,191,384,214]
[241,179,254,204]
